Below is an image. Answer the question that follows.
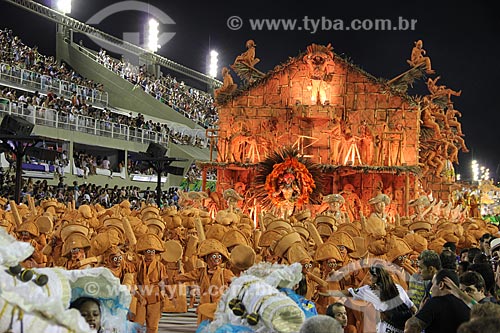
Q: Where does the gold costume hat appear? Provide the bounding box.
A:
[328,231,356,252]
[222,229,250,248]
[230,244,256,271]
[136,233,165,253]
[272,231,302,258]
[368,193,391,205]
[162,240,183,262]
[17,221,40,237]
[386,238,413,263]
[197,238,230,260]
[314,242,343,262]
[62,233,90,256]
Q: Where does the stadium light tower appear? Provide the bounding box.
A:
[147,18,160,52]
[472,159,479,182]
[208,50,219,78]
[56,0,72,14]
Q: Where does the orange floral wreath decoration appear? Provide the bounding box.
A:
[264,156,316,208]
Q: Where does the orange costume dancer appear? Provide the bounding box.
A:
[176,238,234,324]
[60,223,95,270]
[312,242,345,314]
[161,240,188,313]
[134,233,168,333]
[16,221,46,268]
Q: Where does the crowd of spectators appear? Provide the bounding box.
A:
[97,48,218,128]
[0,171,181,209]
[0,28,105,104]
[0,28,210,148]
[0,85,208,148]
[396,238,500,333]
[314,240,500,333]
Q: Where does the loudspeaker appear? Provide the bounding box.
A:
[25,147,61,161]
[165,165,185,176]
[146,142,167,158]
[0,115,34,136]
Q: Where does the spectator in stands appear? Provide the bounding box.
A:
[458,261,470,276]
[440,249,458,270]
[457,316,500,333]
[405,269,470,333]
[299,315,343,333]
[326,302,356,333]
[101,156,111,178]
[413,250,442,308]
[468,248,482,263]
[468,255,496,298]
[479,233,493,257]
[460,248,470,262]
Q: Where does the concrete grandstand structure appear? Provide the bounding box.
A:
[0,0,220,192]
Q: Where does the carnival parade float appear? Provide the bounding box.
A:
[1,39,497,333]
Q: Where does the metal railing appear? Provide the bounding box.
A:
[0,62,109,105]
[0,97,169,145]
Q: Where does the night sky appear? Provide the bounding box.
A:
[1,0,498,180]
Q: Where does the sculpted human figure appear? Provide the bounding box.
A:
[409,195,433,222]
[428,103,448,127]
[303,43,333,105]
[340,184,362,222]
[421,107,441,139]
[359,121,374,165]
[322,193,350,225]
[339,128,362,166]
[441,131,460,164]
[408,39,435,74]
[327,116,343,164]
[214,188,243,226]
[381,122,405,166]
[233,39,259,67]
[445,103,464,136]
[214,67,237,98]
[360,193,391,238]
[427,145,446,179]
[427,76,461,102]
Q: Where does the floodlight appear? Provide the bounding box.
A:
[208,50,219,78]
[147,18,159,52]
[56,0,71,14]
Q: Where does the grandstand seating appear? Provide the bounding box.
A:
[0,27,215,189]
